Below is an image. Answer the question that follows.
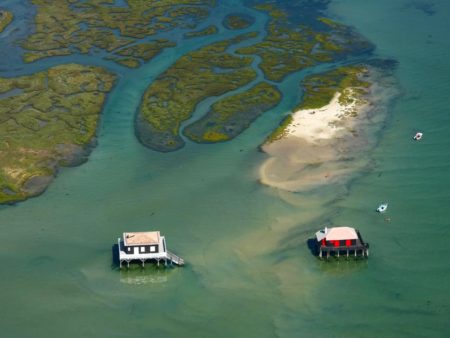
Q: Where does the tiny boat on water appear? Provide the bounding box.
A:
[413,132,423,141]
[376,203,388,213]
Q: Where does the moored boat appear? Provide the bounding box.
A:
[376,202,388,213]
[413,132,423,141]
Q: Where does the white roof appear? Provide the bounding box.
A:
[316,227,358,241]
[123,231,160,246]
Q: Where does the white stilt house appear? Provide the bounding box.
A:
[117,231,184,268]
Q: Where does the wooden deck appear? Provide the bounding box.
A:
[318,243,369,259]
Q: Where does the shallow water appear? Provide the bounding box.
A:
[1,0,450,337]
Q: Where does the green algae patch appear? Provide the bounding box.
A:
[137,33,258,152]
[265,114,293,144]
[296,65,370,111]
[184,82,281,143]
[237,4,372,82]
[23,49,73,64]
[0,9,13,33]
[107,40,177,68]
[22,0,214,63]
[0,64,116,204]
[184,25,219,38]
[106,57,141,69]
[115,40,177,62]
[223,14,255,30]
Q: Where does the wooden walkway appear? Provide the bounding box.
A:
[167,251,185,266]
[319,245,369,259]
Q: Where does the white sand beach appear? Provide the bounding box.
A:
[259,87,377,193]
[283,91,360,143]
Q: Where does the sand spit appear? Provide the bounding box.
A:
[260,72,395,193]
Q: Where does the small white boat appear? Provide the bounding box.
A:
[413,132,423,141]
[376,203,388,213]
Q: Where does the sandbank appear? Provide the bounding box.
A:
[259,84,383,193]
[283,91,360,143]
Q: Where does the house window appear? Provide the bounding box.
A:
[150,246,156,252]
[140,246,145,253]
[127,247,132,252]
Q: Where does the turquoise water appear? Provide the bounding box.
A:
[1,0,450,337]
